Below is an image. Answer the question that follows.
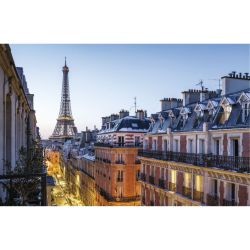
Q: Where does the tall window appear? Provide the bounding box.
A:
[174,139,179,152]
[160,168,165,179]
[214,139,220,155]
[117,170,124,182]
[188,139,193,153]
[153,139,157,151]
[118,136,124,146]
[163,140,168,151]
[136,170,140,181]
[150,166,154,177]
[231,139,239,157]
[171,170,177,184]
[242,103,249,122]
[199,139,205,154]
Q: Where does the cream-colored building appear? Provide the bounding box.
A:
[0,44,39,201]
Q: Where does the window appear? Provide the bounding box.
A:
[153,139,157,151]
[212,179,218,196]
[150,166,155,177]
[160,168,165,179]
[184,173,191,188]
[220,105,232,124]
[117,170,124,182]
[118,136,124,146]
[199,139,205,154]
[163,139,168,151]
[188,139,193,153]
[231,139,239,157]
[242,103,250,122]
[136,170,140,181]
[171,170,176,184]
[226,183,236,201]
[135,136,140,146]
[214,139,220,155]
[174,139,179,152]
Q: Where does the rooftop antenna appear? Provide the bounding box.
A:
[196,80,204,91]
[134,97,137,115]
[65,56,67,66]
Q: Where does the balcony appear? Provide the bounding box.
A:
[116,178,123,182]
[182,186,192,199]
[158,178,165,189]
[140,173,146,181]
[169,182,176,192]
[206,194,219,206]
[149,175,155,185]
[193,190,204,203]
[95,142,143,148]
[97,186,140,202]
[223,199,238,206]
[142,196,145,205]
[135,159,141,164]
[115,160,125,165]
[138,150,250,173]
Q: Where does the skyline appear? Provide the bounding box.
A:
[10,44,250,139]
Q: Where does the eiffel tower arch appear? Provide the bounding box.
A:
[49,58,77,142]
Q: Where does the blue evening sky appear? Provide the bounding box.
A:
[10,44,250,139]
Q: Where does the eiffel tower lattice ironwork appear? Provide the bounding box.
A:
[50,58,77,141]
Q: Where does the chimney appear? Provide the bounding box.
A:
[160,98,171,111]
[136,109,146,119]
[182,89,201,106]
[119,110,129,119]
[110,114,119,121]
[221,71,250,95]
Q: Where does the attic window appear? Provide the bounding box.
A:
[242,102,250,123]
[219,104,232,124]
[131,123,138,128]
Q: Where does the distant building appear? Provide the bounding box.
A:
[94,109,150,205]
[138,72,250,206]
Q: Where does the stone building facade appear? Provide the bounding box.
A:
[0,44,39,201]
[139,72,250,206]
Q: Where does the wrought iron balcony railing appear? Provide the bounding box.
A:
[97,186,140,202]
[169,182,176,192]
[95,142,143,148]
[223,199,238,206]
[182,186,192,199]
[115,160,125,165]
[193,190,204,203]
[142,196,145,205]
[149,175,155,185]
[140,173,146,181]
[206,194,219,206]
[158,178,165,189]
[138,150,250,173]
[135,159,141,164]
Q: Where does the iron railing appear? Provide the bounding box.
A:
[149,175,154,185]
[206,194,219,206]
[193,190,204,203]
[182,186,192,199]
[138,150,250,173]
[95,142,143,148]
[169,182,176,192]
[158,178,165,189]
[140,173,146,181]
[97,186,140,202]
[223,199,238,206]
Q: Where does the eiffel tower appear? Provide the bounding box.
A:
[50,58,77,142]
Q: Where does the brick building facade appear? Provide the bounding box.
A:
[139,72,250,206]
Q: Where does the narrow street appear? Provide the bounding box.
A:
[51,173,85,206]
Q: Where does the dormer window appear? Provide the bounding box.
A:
[242,102,250,123]
[220,104,232,124]
[219,97,234,125]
